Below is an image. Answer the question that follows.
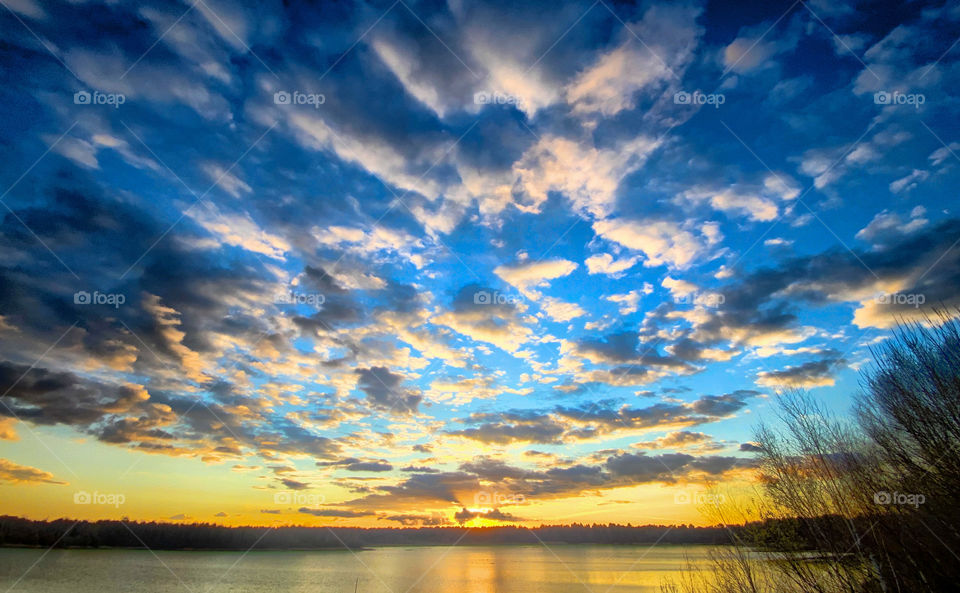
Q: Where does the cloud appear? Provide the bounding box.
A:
[605,291,645,315]
[680,187,776,222]
[318,458,395,472]
[342,450,755,511]
[585,253,639,277]
[454,507,523,524]
[539,297,586,322]
[593,218,711,269]
[889,169,929,194]
[756,355,847,388]
[298,507,375,518]
[0,0,955,526]
[0,418,18,441]
[0,459,66,484]
[188,204,290,259]
[856,208,928,246]
[565,3,702,116]
[515,135,662,218]
[381,512,451,526]
[722,19,797,74]
[202,163,252,198]
[632,430,713,450]
[494,259,578,292]
[356,367,423,414]
[281,479,310,490]
[3,0,45,20]
[432,284,534,352]
[449,390,759,445]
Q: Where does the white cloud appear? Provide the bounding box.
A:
[889,169,929,194]
[46,136,98,169]
[540,297,586,322]
[604,289,649,315]
[312,225,428,269]
[514,135,661,218]
[371,37,449,118]
[680,175,799,222]
[929,143,960,167]
[202,163,252,198]
[593,218,710,269]
[3,0,45,20]
[190,205,290,259]
[494,259,578,292]
[565,4,701,117]
[855,209,928,245]
[584,253,639,277]
[683,187,778,222]
[662,276,697,298]
[723,37,777,73]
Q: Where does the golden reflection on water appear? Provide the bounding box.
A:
[0,544,723,593]
[360,544,718,593]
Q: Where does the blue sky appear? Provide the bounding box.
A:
[0,0,958,526]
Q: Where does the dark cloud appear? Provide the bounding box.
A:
[454,507,523,524]
[281,479,309,490]
[576,331,698,372]
[757,356,846,388]
[298,507,375,518]
[689,390,759,416]
[447,413,566,445]
[449,391,760,445]
[343,471,481,510]
[400,465,439,473]
[356,367,423,414]
[381,513,451,526]
[318,458,394,472]
[0,362,151,428]
[606,452,755,481]
[689,220,960,347]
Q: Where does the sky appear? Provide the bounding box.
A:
[0,0,958,529]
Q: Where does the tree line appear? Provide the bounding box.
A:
[0,516,734,549]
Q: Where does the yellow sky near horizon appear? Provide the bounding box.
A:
[1,419,757,528]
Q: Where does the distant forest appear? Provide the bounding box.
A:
[0,515,736,549]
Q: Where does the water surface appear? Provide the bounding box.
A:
[0,544,723,592]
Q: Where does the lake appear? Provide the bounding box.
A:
[0,544,722,592]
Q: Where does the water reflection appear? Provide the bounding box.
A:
[0,544,723,593]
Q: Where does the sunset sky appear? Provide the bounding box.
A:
[1,0,958,528]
